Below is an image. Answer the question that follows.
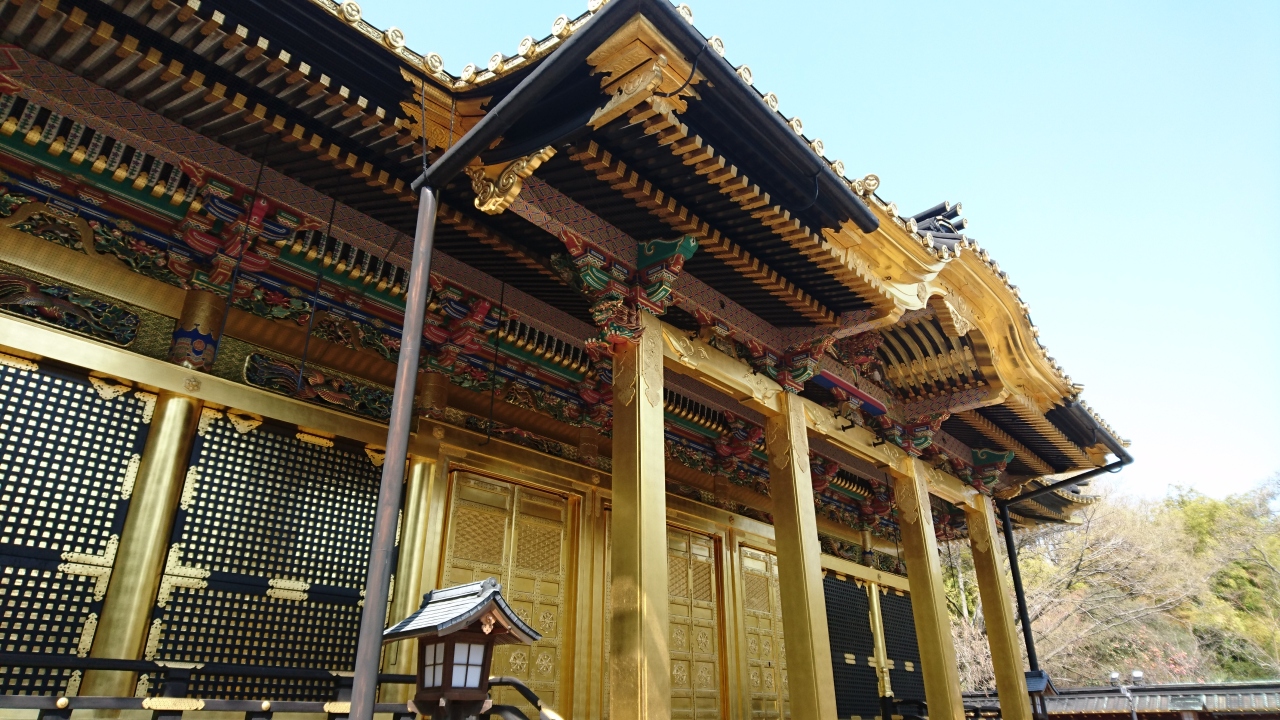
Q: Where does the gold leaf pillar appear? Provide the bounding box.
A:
[966,494,1032,720]
[380,455,437,703]
[609,311,671,720]
[78,391,202,698]
[764,392,838,719]
[80,289,221,699]
[894,459,964,720]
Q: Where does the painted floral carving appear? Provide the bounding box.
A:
[90,220,192,289]
[231,281,312,324]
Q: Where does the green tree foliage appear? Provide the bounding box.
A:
[943,477,1279,689]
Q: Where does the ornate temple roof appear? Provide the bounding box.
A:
[0,0,1130,533]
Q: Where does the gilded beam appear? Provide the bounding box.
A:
[658,321,783,417]
[0,227,184,316]
[820,552,910,594]
[0,313,389,445]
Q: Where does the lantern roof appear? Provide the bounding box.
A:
[382,577,541,645]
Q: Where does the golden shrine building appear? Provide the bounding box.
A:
[0,1,1134,719]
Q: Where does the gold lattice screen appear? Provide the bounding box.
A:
[668,527,723,719]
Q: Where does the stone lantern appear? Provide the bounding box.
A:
[383,577,540,720]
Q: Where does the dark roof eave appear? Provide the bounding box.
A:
[415,0,881,238]
[415,0,642,190]
[637,0,879,234]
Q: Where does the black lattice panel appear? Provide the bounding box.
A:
[152,414,380,700]
[178,416,378,588]
[0,361,149,695]
[157,586,359,701]
[879,591,925,705]
[823,576,880,719]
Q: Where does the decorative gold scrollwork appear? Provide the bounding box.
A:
[464,147,557,215]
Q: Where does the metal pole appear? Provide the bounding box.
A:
[999,502,1039,671]
[350,186,439,720]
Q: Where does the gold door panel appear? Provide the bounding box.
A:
[741,545,789,719]
[440,472,571,716]
[601,518,727,720]
[668,527,723,719]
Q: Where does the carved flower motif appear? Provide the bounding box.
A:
[764,670,774,691]
[749,669,760,688]
[509,651,527,672]
[747,637,758,655]
[696,630,710,653]
[539,610,555,631]
[536,652,553,675]
[696,665,712,688]
[761,638,772,657]
[672,626,686,649]
[672,663,688,687]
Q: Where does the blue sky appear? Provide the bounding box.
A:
[357,0,1280,498]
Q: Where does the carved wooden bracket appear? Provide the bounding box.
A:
[463,146,556,215]
[586,15,703,129]
[929,293,976,337]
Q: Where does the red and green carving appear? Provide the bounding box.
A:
[809,452,840,494]
[637,234,697,310]
[555,228,695,354]
[90,220,193,289]
[179,163,313,288]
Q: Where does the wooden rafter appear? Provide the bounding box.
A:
[1004,394,1094,468]
[956,410,1057,476]
[436,201,560,281]
[625,100,897,315]
[568,139,834,324]
[13,0,420,201]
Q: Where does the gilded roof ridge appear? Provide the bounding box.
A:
[302,0,455,86]
[869,188,1087,401]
